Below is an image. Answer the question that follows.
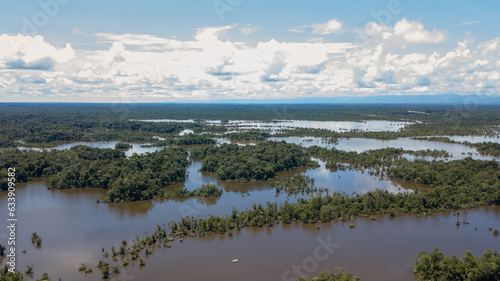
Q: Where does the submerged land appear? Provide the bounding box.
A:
[0,103,499,281]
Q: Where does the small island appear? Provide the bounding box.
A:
[114,142,132,149]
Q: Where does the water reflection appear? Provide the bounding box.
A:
[0,175,495,280]
[133,119,412,132]
[16,141,164,157]
[129,207,500,281]
[440,135,500,143]
[270,137,500,161]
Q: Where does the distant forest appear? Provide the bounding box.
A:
[1,103,499,147]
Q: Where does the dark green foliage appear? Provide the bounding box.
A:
[297,268,361,281]
[164,184,223,198]
[31,233,42,246]
[413,248,500,280]
[159,155,500,236]
[145,134,216,146]
[43,146,189,202]
[271,175,324,195]
[0,146,189,202]
[114,142,132,149]
[226,130,271,140]
[474,142,500,156]
[0,266,24,281]
[191,141,318,181]
[386,158,499,187]
[2,104,499,147]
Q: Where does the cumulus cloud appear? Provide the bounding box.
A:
[6,58,55,70]
[0,18,499,102]
[289,18,343,35]
[393,18,446,44]
[309,19,343,35]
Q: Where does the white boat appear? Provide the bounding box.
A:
[231,259,239,263]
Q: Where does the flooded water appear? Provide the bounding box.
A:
[2,125,499,280]
[8,134,500,162]
[16,141,162,157]
[177,159,423,196]
[133,119,412,132]
[131,207,500,281]
[270,137,500,161]
[1,179,497,281]
[442,135,500,143]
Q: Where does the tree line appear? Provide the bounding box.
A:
[0,146,189,202]
[190,141,319,181]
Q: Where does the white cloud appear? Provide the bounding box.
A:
[393,18,446,44]
[240,25,260,36]
[289,18,343,35]
[288,28,304,34]
[309,19,343,35]
[0,19,499,102]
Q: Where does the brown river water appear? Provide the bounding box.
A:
[1,134,499,280]
[0,168,498,280]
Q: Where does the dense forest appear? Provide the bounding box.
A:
[143,134,217,146]
[225,130,272,140]
[0,146,189,202]
[191,141,318,181]
[413,248,500,280]
[164,183,223,199]
[1,104,499,147]
[270,174,325,195]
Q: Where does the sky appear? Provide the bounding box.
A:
[0,0,499,102]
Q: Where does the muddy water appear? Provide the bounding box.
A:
[130,207,500,281]
[1,136,498,280]
[0,158,423,281]
[174,158,423,195]
[1,179,497,281]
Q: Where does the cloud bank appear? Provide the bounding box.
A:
[0,18,499,102]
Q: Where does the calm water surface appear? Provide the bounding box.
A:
[0,179,497,281]
[133,119,412,133]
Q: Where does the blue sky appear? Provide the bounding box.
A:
[0,0,499,102]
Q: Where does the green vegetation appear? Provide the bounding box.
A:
[297,268,361,281]
[474,142,500,156]
[225,130,271,140]
[191,141,318,181]
[307,146,448,173]
[0,243,5,256]
[0,267,24,281]
[98,150,500,279]
[143,134,216,146]
[415,137,500,156]
[31,233,42,246]
[164,184,223,199]
[2,104,499,147]
[271,175,325,195]
[114,142,132,149]
[0,146,189,202]
[413,248,500,280]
